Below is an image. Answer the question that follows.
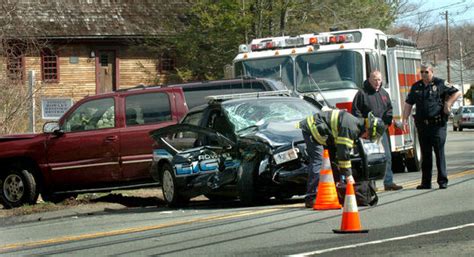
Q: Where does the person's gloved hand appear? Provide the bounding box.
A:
[346,175,355,184]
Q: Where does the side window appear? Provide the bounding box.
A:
[125,92,171,126]
[381,55,389,88]
[62,98,115,132]
[180,111,204,138]
[365,52,379,79]
[182,111,203,126]
[162,112,204,150]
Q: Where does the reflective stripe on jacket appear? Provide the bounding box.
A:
[298,109,363,177]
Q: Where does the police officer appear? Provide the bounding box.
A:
[298,109,385,208]
[402,63,461,189]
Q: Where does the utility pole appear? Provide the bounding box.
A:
[242,0,248,44]
[460,41,465,106]
[445,11,451,82]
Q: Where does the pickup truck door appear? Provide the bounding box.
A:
[45,97,120,190]
[119,91,179,180]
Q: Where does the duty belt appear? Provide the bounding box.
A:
[416,115,444,126]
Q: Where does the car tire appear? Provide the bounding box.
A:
[237,160,260,206]
[392,153,405,173]
[0,163,38,209]
[161,163,189,207]
[459,126,463,131]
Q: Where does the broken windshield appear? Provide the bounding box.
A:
[222,98,318,133]
[234,56,294,89]
[295,51,363,93]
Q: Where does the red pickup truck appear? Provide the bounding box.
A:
[0,86,188,208]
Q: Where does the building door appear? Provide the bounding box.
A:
[97,51,116,93]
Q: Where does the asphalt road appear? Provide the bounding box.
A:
[0,126,473,256]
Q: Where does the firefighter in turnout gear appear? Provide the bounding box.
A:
[298,109,385,208]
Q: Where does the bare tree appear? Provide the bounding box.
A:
[0,2,48,134]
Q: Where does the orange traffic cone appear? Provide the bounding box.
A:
[333,181,369,233]
[313,149,342,210]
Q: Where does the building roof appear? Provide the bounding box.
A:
[1,0,188,39]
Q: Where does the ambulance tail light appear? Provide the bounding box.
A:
[336,102,353,112]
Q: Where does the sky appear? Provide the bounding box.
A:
[396,0,474,26]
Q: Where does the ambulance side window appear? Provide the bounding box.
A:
[365,52,379,78]
[381,55,389,88]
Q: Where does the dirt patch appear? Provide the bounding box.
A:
[0,188,165,218]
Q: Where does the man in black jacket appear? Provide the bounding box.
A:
[352,70,403,191]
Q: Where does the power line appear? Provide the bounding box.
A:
[396,0,470,20]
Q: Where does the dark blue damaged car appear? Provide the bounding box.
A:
[149,93,386,206]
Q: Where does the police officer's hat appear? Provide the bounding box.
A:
[366,112,385,142]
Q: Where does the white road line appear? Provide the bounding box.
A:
[288,223,474,256]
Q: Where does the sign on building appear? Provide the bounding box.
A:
[41,98,73,120]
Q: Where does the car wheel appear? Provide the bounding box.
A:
[161,163,189,207]
[405,127,421,172]
[391,153,405,173]
[459,126,463,131]
[237,160,260,206]
[0,163,38,209]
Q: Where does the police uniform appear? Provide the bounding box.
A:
[297,109,365,203]
[406,77,459,188]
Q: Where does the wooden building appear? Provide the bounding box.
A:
[0,0,186,127]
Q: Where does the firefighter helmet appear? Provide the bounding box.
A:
[366,112,385,142]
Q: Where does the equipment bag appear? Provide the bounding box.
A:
[336,180,378,206]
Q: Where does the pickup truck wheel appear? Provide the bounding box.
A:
[0,164,38,209]
[237,160,259,206]
[161,163,189,207]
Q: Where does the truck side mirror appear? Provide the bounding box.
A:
[43,121,63,135]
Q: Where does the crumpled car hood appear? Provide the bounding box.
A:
[240,120,303,147]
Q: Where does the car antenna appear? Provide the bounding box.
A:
[306,62,334,109]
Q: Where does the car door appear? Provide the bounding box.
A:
[150,124,238,178]
[45,97,120,190]
[120,91,177,180]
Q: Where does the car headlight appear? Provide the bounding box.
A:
[362,141,385,155]
[273,148,299,165]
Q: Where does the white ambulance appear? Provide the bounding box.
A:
[232,28,422,173]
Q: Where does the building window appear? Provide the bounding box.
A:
[159,53,175,73]
[6,53,24,81]
[41,49,59,83]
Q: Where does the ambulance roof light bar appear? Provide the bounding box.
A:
[239,33,355,53]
